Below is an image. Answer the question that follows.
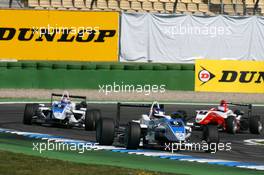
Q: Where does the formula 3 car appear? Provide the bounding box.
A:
[23,91,101,131]
[96,101,219,152]
[195,102,263,134]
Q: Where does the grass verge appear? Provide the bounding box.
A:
[0,150,177,175]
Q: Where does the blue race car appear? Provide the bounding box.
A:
[23,91,101,131]
[96,101,217,150]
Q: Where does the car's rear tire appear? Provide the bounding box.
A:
[85,109,101,131]
[226,116,237,134]
[203,125,219,153]
[234,109,245,116]
[177,110,187,118]
[249,115,262,134]
[171,110,187,122]
[240,120,249,131]
[23,104,38,125]
[75,101,87,110]
[96,118,115,145]
[125,122,141,149]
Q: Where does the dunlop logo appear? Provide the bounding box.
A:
[0,28,116,42]
[219,71,264,83]
[195,60,264,93]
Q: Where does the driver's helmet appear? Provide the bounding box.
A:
[152,107,165,117]
[218,100,228,112]
[61,92,71,104]
[220,100,227,107]
[61,96,70,104]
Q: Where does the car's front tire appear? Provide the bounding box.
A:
[226,116,237,134]
[125,122,141,149]
[203,125,219,153]
[85,109,101,131]
[249,115,262,134]
[23,104,38,125]
[96,118,115,145]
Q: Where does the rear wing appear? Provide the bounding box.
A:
[116,102,164,127]
[227,102,253,117]
[228,102,252,108]
[51,93,86,104]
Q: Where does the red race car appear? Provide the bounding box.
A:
[194,100,263,135]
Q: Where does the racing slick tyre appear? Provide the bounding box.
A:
[249,115,263,134]
[171,110,187,120]
[85,109,101,131]
[226,116,237,134]
[23,103,38,125]
[125,122,141,149]
[203,125,219,153]
[234,109,244,116]
[75,101,87,110]
[96,118,115,145]
[177,110,187,122]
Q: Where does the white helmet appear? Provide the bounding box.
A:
[61,91,70,104]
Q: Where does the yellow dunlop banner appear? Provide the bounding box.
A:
[195,59,264,93]
[0,10,118,61]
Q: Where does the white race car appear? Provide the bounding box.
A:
[195,103,263,134]
[23,91,101,131]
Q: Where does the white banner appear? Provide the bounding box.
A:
[120,13,264,63]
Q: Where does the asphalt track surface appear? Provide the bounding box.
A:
[0,103,263,164]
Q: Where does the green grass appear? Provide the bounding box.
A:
[0,150,177,175]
